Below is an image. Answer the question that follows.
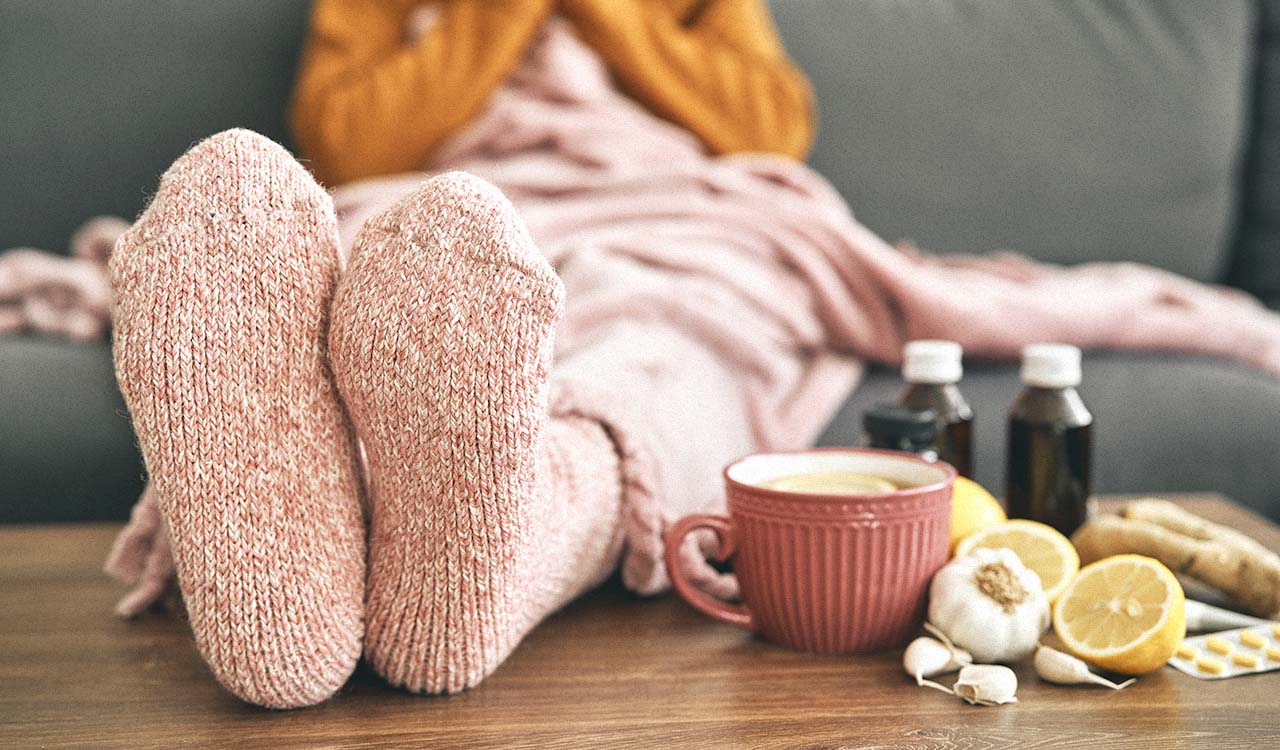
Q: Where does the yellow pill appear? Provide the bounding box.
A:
[1175,643,1198,660]
[1240,630,1267,650]
[1267,646,1280,662]
[1273,623,1280,640]
[1233,652,1260,669]
[1205,636,1233,656]
[1197,657,1226,674]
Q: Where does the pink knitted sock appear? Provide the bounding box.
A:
[110,129,367,709]
[329,172,623,694]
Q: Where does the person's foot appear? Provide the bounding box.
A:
[110,129,366,709]
[329,172,623,694]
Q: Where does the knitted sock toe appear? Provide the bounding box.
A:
[330,172,624,694]
[110,129,366,709]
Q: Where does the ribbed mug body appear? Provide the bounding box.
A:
[726,452,952,653]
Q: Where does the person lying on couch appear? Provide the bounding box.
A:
[9,0,1280,710]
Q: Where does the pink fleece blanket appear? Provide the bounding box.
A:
[330,19,1280,599]
[0,216,124,340]
[15,18,1280,615]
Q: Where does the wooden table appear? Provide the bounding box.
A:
[3,495,1278,749]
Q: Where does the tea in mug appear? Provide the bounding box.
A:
[760,471,901,495]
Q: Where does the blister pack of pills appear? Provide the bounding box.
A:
[1168,623,1280,679]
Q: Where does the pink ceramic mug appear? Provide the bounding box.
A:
[664,448,955,654]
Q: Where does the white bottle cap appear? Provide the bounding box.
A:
[902,340,963,384]
[1020,343,1082,388]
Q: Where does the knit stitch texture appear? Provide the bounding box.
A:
[110,129,367,708]
[329,172,623,693]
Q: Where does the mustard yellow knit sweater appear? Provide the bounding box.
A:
[290,0,815,185]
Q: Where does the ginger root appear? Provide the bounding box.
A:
[1071,499,1280,618]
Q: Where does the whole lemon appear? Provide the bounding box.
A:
[949,476,1006,554]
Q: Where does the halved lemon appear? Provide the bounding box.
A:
[955,519,1079,603]
[1052,554,1186,675]
[948,477,1006,554]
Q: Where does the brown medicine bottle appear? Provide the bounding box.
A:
[863,403,939,459]
[898,340,974,477]
[1005,344,1093,536]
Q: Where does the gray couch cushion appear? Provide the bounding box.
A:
[0,337,144,522]
[771,0,1254,282]
[0,0,312,253]
[819,353,1280,520]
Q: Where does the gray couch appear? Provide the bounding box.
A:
[3,1,1278,522]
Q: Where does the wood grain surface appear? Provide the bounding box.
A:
[2,495,1278,749]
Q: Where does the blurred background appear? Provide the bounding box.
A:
[3,0,1279,522]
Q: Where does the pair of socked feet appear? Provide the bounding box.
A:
[111,129,624,708]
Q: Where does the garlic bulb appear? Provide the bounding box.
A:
[953,664,1018,705]
[927,547,1050,663]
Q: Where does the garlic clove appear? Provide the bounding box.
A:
[904,637,948,685]
[904,634,972,688]
[1034,645,1135,690]
[953,664,1018,706]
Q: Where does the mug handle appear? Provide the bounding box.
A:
[663,514,755,631]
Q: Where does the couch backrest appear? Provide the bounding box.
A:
[0,0,311,253]
[0,0,1258,286]
[770,0,1256,283]
[1227,1,1280,306]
